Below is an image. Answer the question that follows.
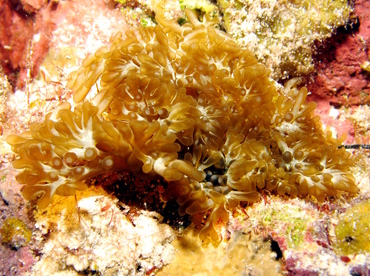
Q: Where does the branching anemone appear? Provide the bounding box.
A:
[7,9,357,243]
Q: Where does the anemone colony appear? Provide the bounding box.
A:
[7,10,357,242]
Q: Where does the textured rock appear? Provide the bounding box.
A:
[31,188,176,275]
[0,0,129,90]
[0,0,57,89]
[218,0,352,80]
[307,0,370,106]
[0,164,36,275]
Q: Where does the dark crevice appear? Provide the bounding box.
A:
[270,239,283,260]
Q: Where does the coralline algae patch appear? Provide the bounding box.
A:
[334,200,370,256]
[31,186,175,275]
[306,0,370,107]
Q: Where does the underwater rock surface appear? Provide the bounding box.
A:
[307,0,370,106]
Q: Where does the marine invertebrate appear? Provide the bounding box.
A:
[7,9,357,243]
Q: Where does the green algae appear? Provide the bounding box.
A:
[260,205,308,248]
[334,200,370,255]
[1,218,32,249]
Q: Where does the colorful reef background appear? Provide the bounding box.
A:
[0,0,370,275]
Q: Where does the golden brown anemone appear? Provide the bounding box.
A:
[7,9,357,244]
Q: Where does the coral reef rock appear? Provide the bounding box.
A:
[218,0,353,80]
[32,188,175,275]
